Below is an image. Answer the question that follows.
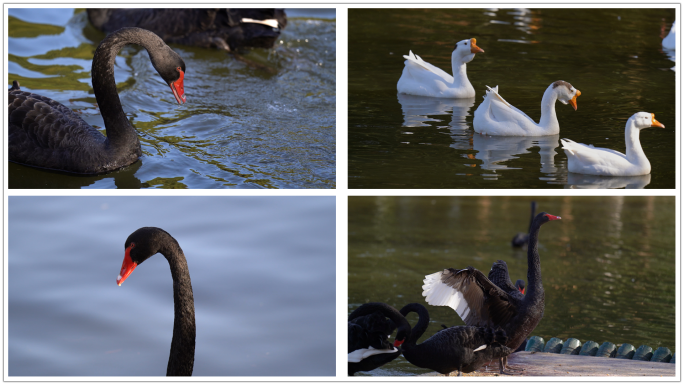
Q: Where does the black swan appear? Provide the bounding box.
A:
[348,302,411,375]
[87,9,287,52]
[8,27,186,175]
[399,303,512,376]
[488,260,526,297]
[422,212,560,374]
[117,227,195,376]
[511,201,536,247]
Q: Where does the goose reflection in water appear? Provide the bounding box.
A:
[469,134,560,174]
[397,94,475,129]
[565,173,651,189]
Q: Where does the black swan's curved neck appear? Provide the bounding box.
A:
[399,303,430,348]
[91,28,166,148]
[155,233,195,376]
[119,227,195,376]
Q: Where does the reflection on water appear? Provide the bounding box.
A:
[565,173,652,189]
[349,8,675,189]
[348,196,675,376]
[470,134,559,174]
[397,94,475,129]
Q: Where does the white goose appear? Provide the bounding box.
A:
[561,112,665,177]
[473,81,581,136]
[397,38,484,98]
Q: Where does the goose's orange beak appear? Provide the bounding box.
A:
[470,38,484,54]
[170,67,186,105]
[117,244,138,286]
[651,114,665,128]
[569,90,581,111]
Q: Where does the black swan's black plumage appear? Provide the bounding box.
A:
[422,212,560,374]
[511,201,537,247]
[8,27,186,175]
[117,227,195,376]
[488,260,526,297]
[348,302,411,376]
[87,9,287,52]
[399,303,512,376]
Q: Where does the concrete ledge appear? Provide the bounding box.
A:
[423,351,676,377]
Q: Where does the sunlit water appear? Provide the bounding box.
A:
[8,196,336,376]
[348,196,675,376]
[8,8,336,189]
[348,8,675,189]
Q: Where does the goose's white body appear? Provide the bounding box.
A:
[397,38,484,98]
[473,81,581,136]
[663,20,676,50]
[561,112,665,177]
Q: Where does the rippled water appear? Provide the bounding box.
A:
[8,196,336,376]
[349,196,675,376]
[8,8,336,189]
[349,8,675,189]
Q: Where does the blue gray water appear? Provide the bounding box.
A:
[8,196,336,376]
[8,8,336,189]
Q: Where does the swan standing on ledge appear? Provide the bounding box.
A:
[561,112,665,176]
[397,38,484,98]
[473,80,581,136]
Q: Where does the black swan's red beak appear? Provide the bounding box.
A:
[518,286,525,295]
[170,67,186,104]
[117,243,138,286]
[393,339,405,347]
[545,214,561,221]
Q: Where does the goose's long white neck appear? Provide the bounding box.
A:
[451,52,470,87]
[624,118,648,167]
[538,85,560,133]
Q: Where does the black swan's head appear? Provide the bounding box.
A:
[117,227,173,285]
[534,212,561,227]
[150,44,187,105]
[155,46,185,104]
[515,279,526,295]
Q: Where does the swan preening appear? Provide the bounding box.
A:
[422,212,560,374]
[473,81,580,136]
[561,112,665,176]
[117,227,195,376]
[397,38,484,98]
[347,302,410,375]
[399,303,513,376]
[8,27,186,175]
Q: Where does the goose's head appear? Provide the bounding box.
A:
[551,80,581,110]
[453,38,484,64]
[630,112,665,130]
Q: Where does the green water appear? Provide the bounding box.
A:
[348,196,675,375]
[348,8,675,189]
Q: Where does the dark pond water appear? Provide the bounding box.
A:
[348,196,675,376]
[8,8,336,189]
[8,196,336,376]
[348,8,675,189]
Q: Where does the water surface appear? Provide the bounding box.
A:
[9,196,336,376]
[348,196,675,376]
[8,8,336,189]
[348,8,675,189]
